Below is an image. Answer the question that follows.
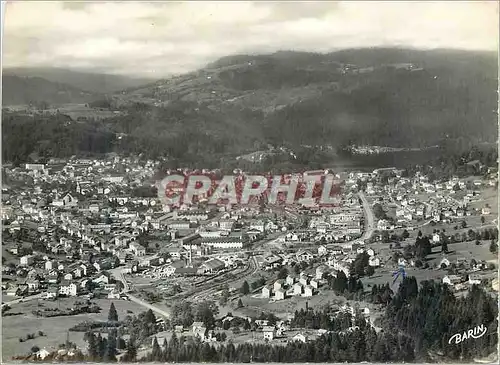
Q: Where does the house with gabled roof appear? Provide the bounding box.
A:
[275,288,286,301]
[263,326,276,341]
[296,249,314,262]
[202,258,226,273]
[262,285,272,298]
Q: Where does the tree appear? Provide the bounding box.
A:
[171,301,194,327]
[86,332,98,361]
[31,345,40,354]
[365,265,375,277]
[236,299,243,308]
[115,280,124,292]
[277,267,288,280]
[97,333,106,360]
[104,329,117,362]
[124,336,137,362]
[332,271,348,293]
[461,220,467,229]
[108,302,118,322]
[441,240,448,253]
[415,236,432,259]
[219,284,230,306]
[194,301,218,329]
[373,203,387,220]
[351,252,370,277]
[481,216,486,224]
[151,337,162,361]
[489,241,498,253]
[240,281,250,295]
[144,309,156,324]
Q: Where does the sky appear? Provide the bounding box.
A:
[2,1,499,77]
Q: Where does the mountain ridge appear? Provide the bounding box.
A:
[2,75,103,106]
[3,67,154,94]
[2,48,497,167]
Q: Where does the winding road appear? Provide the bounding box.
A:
[358,191,376,242]
[110,268,171,319]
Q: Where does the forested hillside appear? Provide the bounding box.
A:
[2,48,497,168]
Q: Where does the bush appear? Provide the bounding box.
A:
[31,346,40,354]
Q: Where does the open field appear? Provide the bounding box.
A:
[1,298,146,361]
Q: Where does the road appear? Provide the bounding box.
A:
[2,293,43,307]
[110,267,171,319]
[358,191,376,242]
[126,293,171,319]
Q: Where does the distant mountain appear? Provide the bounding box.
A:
[3,67,153,93]
[2,48,498,167]
[116,48,498,148]
[2,75,103,106]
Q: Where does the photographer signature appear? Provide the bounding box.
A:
[449,324,487,344]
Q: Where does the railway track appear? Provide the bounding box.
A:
[186,255,258,301]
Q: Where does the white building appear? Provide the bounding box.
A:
[263,326,276,341]
[293,333,308,343]
[59,282,78,296]
[20,255,35,266]
[293,283,303,295]
[201,237,244,250]
[304,285,314,297]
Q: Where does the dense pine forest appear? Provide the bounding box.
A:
[40,277,495,363]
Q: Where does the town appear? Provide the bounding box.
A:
[1,153,498,362]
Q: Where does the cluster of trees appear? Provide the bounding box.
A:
[386,278,498,360]
[414,233,433,258]
[134,324,415,363]
[124,309,160,345]
[327,271,364,296]
[369,284,394,305]
[290,307,361,331]
[382,229,410,243]
[168,301,219,330]
[277,267,289,280]
[2,113,115,166]
[463,227,499,242]
[350,252,375,277]
[250,277,267,290]
[372,203,388,220]
[399,227,499,263]
[404,145,498,181]
[82,277,498,363]
[85,329,124,362]
[18,331,45,343]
